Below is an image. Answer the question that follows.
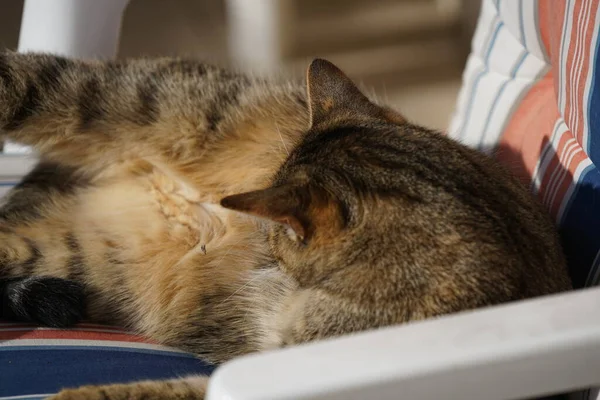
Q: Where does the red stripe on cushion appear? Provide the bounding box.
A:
[0,322,126,332]
[539,0,562,59]
[562,0,586,139]
[539,0,566,97]
[566,0,598,145]
[539,132,589,216]
[497,72,558,185]
[0,328,155,343]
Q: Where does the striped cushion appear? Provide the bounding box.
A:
[449,0,600,290]
[3,7,599,394]
[449,1,599,399]
[0,322,214,399]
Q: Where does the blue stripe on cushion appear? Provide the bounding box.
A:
[559,165,600,288]
[518,0,525,44]
[0,348,215,398]
[477,49,529,148]
[1,345,198,358]
[458,19,505,141]
[587,252,600,288]
[455,4,504,141]
[587,16,600,163]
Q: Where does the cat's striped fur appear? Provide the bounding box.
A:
[0,52,571,399]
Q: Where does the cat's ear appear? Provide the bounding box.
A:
[306,58,375,126]
[306,58,405,126]
[220,184,341,243]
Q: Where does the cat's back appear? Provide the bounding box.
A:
[412,129,569,298]
[282,119,571,326]
[365,125,570,300]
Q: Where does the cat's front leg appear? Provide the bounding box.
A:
[48,376,209,400]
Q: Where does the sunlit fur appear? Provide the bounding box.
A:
[0,53,571,399]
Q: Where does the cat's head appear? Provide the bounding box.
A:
[220,59,415,286]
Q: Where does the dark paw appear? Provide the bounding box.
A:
[1,276,86,328]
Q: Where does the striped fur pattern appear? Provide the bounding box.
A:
[0,52,571,399]
[52,376,209,400]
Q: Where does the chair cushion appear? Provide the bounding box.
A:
[448,0,600,289]
[0,321,214,399]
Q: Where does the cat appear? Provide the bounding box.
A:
[0,51,572,399]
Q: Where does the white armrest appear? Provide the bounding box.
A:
[225,0,293,73]
[206,287,600,400]
[0,154,38,176]
[18,0,130,59]
[3,0,130,155]
[0,155,38,198]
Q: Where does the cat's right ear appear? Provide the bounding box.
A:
[220,184,343,243]
[221,185,308,241]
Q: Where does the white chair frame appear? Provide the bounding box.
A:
[206,287,600,400]
[7,2,599,399]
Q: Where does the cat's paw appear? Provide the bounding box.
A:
[48,379,207,400]
[48,385,126,400]
[1,276,86,328]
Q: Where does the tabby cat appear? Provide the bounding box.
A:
[0,51,571,399]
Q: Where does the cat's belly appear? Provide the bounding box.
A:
[71,168,269,340]
[71,172,228,323]
[76,163,232,259]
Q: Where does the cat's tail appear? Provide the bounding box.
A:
[0,51,110,155]
[0,50,159,163]
[0,276,86,328]
[0,51,244,165]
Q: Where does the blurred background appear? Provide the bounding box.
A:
[0,0,480,131]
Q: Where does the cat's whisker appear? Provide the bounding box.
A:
[217,272,264,307]
[209,236,250,270]
[275,123,290,156]
[382,82,389,103]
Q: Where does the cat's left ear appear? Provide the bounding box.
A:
[220,184,342,243]
[306,58,405,127]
